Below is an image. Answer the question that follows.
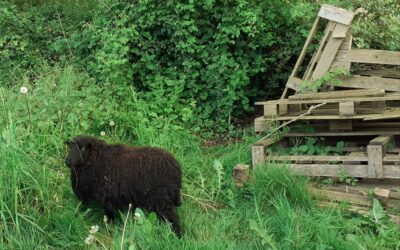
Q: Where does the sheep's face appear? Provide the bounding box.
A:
[65,136,96,168]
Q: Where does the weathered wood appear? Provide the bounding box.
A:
[255,93,400,105]
[383,165,400,179]
[369,135,394,146]
[332,75,400,92]
[288,88,385,100]
[268,155,368,162]
[254,137,282,147]
[329,120,353,131]
[335,49,400,65]
[343,152,365,165]
[279,104,288,115]
[286,76,302,91]
[367,145,383,178]
[276,164,369,178]
[330,60,351,72]
[308,187,371,206]
[339,101,355,116]
[288,17,320,79]
[252,145,265,169]
[264,103,278,117]
[233,164,250,188]
[353,68,400,79]
[318,4,355,25]
[303,21,336,80]
[273,163,400,178]
[364,111,400,121]
[311,23,350,80]
[254,117,267,132]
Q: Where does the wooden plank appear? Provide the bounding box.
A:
[288,17,320,79]
[311,23,350,81]
[268,155,368,162]
[335,49,400,65]
[370,135,394,146]
[286,76,302,91]
[252,145,265,169]
[384,155,400,163]
[353,68,400,79]
[367,145,383,178]
[383,165,400,178]
[330,60,351,72]
[308,187,371,206]
[339,34,352,50]
[288,88,385,100]
[318,4,355,25]
[303,21,336,80]
[264,103,278,116]
[363,111,400,121]
[275,164,368,178]
[339,101,355,116]
[254,117,267,132]
[254,137,281,147]
[332,75,400,92]
[255,93,400,105]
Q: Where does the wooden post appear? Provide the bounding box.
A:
[233,164,251,188]
[367,145,383,178]
[252,145,265,169]
[339,101,355,116]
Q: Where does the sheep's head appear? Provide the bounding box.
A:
[64,136,104,169]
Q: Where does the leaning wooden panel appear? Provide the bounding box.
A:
[311,23,350,81]
[318,4,355,25]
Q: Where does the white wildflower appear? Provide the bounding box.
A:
[103,215,108,224]
[20,86,28,94]
[134,212,141,220]
[89,225,99,234]
[100,131,106,136]
[84,235,95,245]
[109,120,115,127]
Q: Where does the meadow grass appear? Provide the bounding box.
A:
[0,66,399,249]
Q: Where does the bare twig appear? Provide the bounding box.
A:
[254,102,327,145]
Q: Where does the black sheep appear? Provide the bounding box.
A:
[64,135,182,237]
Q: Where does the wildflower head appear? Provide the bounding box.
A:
[109,120,115,127]
[100,131,106,136]
[134,212,141,220]
[20,86,28,94]
[84,235,95,245]
[89,225,99,234]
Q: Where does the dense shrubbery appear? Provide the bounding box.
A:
[1,0,399,132]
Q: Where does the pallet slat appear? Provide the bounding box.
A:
[288,88,385,100]
[331,75,400,92]
[318,4,355,25]
[336,49,400,65]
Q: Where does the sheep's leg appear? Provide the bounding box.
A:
[104,200,117,221]
[155,206,182,238]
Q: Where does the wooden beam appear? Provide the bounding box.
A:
[288,88,385,100]
[332,75,400,92]
[339,101,355,116]
[335,49,400,65]
[277,164,369,178]
[268,155,368,162]
[370,135,394,146]
[318,4,355,25]
[255,93,400,105]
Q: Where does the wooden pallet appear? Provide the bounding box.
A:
[252,135,400,179]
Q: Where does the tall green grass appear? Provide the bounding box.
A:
[0,66,399,249]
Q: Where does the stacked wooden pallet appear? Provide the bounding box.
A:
[252,5,400,179]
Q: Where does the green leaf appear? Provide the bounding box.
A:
[370,198,385,223]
